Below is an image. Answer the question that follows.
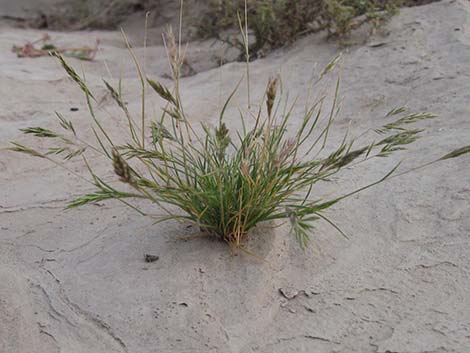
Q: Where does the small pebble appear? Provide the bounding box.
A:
[144,254,159,263]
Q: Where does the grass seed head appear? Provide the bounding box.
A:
[266,76,278,118]
[440,145,470,161]
[112,148,135,185]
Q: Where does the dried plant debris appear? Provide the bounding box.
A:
[11,34,100,61]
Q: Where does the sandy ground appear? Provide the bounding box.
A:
[1,1,470,352]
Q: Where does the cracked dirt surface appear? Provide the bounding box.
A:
[1,1,470,352]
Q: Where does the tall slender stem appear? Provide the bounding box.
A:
[244,0,251,109]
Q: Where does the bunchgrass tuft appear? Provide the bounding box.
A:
[198,0,403,55]
[8,26,470,253]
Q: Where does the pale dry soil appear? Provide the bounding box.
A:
[1,1,470,352]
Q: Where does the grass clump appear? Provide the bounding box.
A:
[8,26,469,252]
[198,0,402,55]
